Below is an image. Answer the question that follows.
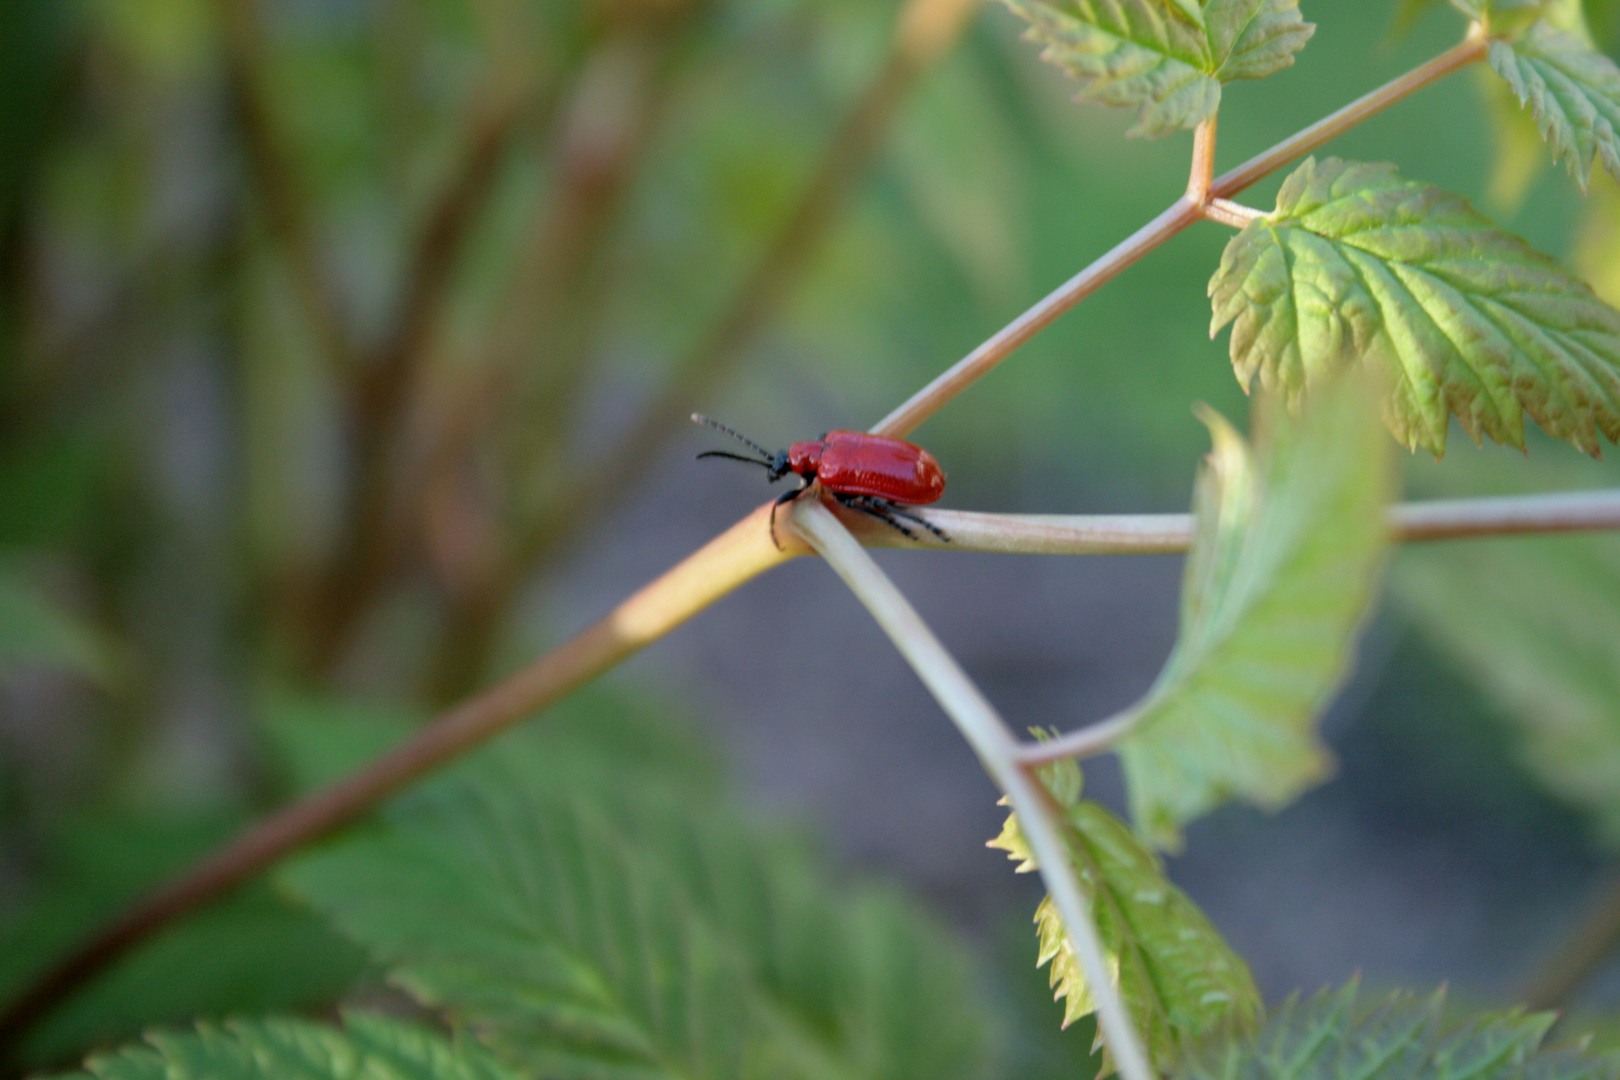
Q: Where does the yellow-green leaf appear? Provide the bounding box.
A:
[989,758,1260,1073]
[1489,21,1620,189]
[1209,156,1620,455]
[1117,379,1393,850]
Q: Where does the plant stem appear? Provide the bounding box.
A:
[1202,198,1262,228]
[872,33,1489,440]
[833,487,1620,554]
[0,506,796,1056]
[418,0,983,697]
[1188,115,1217,203]
[1208,32,1488,200]
[791,499,1157,1080]
[0,28,1506,1053]
[872,195,1202,439]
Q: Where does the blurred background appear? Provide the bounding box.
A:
[7,0,1620,1072]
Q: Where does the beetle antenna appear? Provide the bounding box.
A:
[696,450,773,470]
[691,413,776,461]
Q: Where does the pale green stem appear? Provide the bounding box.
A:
[833,487,1620,554]
[792,499,1157,1080]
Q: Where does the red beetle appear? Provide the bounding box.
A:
[692,413,948,547]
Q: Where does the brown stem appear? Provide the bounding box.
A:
[0,504,796,1054]
[424,0,982,699]
[873,33,1490,440]
[1188,114,1217,203]
[0,27,1501,1054]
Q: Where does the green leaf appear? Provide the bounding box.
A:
[66,1013,522,1080]
[988,757,1260,1072]
[1175,982,1616,1080]
[1489,21,1620,189]
[1117,380,1393,850]
[997,0,1220,137]
[1206,0,1316,82]
[1399,505,1620,844]
[284,754,986,1080]
[1209,156,1620,455]
[996,0,1311,137]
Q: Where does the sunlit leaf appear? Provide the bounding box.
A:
[1489,21,1620,189]
[1206,0,1316,82]
[996,0,1310,137]
[997,0,1219,137]
[65,1013,520,1080]
[1209,156,1620,455]
[989,757,1260,1073]
[1116,380,1393,850]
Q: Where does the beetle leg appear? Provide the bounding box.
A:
[834,493,922,541]
[768,478,811,550]
[884,503,950,543]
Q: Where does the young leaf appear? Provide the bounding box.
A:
[998,0,1219,137]
[1117,380,1393,850]
[1175,982,1617,1080]
[989,758,1261,1072]
[1489,21,1620,190]
[1206,0,1316,83]
[283,755,986,1080]
[1209,156,1620,455]
[996,0,1312,137]
[64,1013,521,1080]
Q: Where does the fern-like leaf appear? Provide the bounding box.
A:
[989,757,1261,1073]
[1209,156,1620,455]
[1490,21,1620,190]
[1117,380,1393,850]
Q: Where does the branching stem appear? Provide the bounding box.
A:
[0,29,1504,1055]
[792,500,1157,1080]
[1202,197,1263,229]
[872,33,1489,440]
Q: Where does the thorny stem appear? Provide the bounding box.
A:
[0,31,1505,1055]
[792,500,1157,1080]
[872,33,1490,440]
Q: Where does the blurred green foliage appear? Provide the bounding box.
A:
[7,0,1620,1069]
